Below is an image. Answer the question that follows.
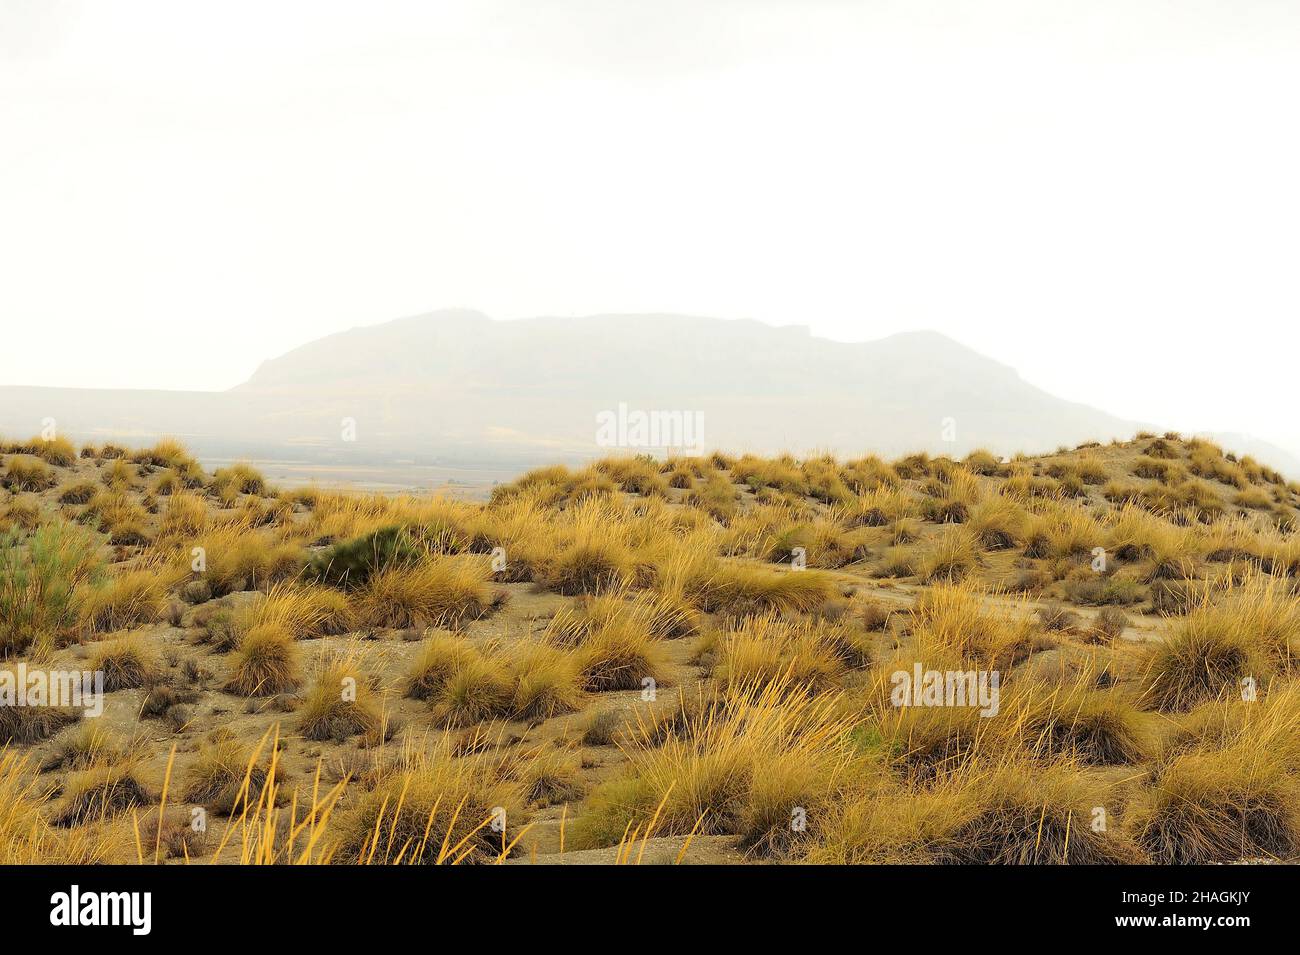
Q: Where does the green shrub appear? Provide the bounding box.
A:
[306,525,421,589]
[0,521,104,654]
[1062,574,1146,606]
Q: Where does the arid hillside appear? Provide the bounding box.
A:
[2,432,1299,865]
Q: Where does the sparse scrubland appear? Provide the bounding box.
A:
[2,432,1300,864]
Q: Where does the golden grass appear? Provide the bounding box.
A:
[807,756,1140,864]
[51,722,127,769]
[404,633,480,698]
[574,677,861,857]
[245,581,356,639]
[194,727,345,864]
[54,759,152,827]
[187,524,304,595]
[1129,738,1300,863]
[30,435,78,467]
[101,458,138,491]
[679,559,836,618]
[133,437,200,473]
[1143,578,1296,711]
[184,730,279,814]
[78,564,182,632]
[967,496,1026,549]
[509,643,584,721]
[358,556,493,629]
[297,657,387,743]
[712,615,851,693]
[1010,679,1151,765]
[88,632,163,690]
[224,623,301,696]
[57,481,97,506]
[211,462,268,498]
[904,582,1041,667]
[0,752,113,862]
[2,455,57,492]
[159,490,210,537]
[541,543,635,596]
[574,613,669,692]
[333,744,524,864]
[916,526,981,583]
[5,433,1300,867]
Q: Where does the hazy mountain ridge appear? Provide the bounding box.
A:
[3,310,1298,479]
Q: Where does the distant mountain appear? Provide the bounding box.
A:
[232,309,1136,457]
[3,310,1298,478]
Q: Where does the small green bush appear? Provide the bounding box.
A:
[306,525,421,589]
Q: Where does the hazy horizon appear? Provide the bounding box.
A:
[5,1,1300,456]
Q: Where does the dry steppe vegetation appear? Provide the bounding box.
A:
[2,431,1300,864]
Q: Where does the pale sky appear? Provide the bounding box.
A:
[4,1,1300,453]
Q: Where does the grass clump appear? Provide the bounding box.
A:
[57,482,97,506]
[807,759,1139,864]
[88,633,163,690]
[211,462,267,499]
[223,624,301,696]
[686,562,835,618]
[967,497,1025,550]
[1144,611,1261,711]
[334,747,522,864]
[187,525,304,595]
[1144,580,1296,711]
[573,679,859,858]
[2,455,56,492]
[297,659,386,742]
[158,491,209,537]
[245,582,356,639]
[1013,681,1150,765]
[358,557,494,629]
[917,527,981,583]
[509,643,584,721]
[1129,743,1300,864]
[573,613,668,692]
[712,615,852,693]
[78,565,180,632]
[0,752,111,862]
[908,583,1041,668]
[53,761,151,827]
[0,672,81,743]
[0,521,104,654]
[404,635,514,727]
[539,540,637,596]
[183,731,278,814]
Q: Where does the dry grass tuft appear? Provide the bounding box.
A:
[184,730,279,814]
[358,557,493,629]
[574,677,860,858]
[808,758,1140,864]
[224,624,301,696]
[0,752,112,862]
[88,633,163,690]
[53,760,152,827]
[1129,741,1300,863]
[297,658,387,742]
[334,745,523,864]
[2,455,57,492]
